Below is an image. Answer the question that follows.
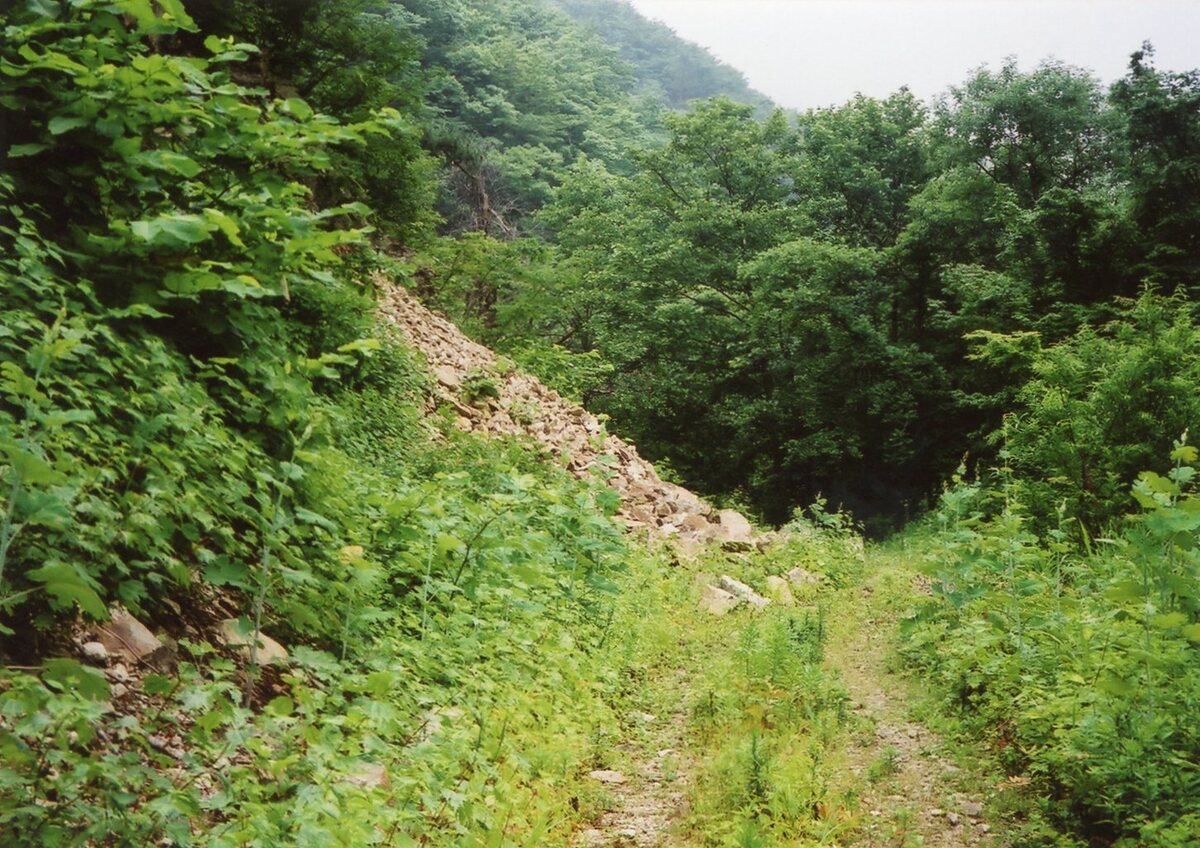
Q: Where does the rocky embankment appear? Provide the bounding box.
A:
[376,279,761,554]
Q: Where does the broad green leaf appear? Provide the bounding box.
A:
[1104,579,1145,603]
[7,144,48,157]
[43,659,110,701]
[3,443,66,486]
[337,338,382,355]
[142,675,175,696]
[39,408,95,428]
[47,115,88,135]
[136,150,202,178]
[202,209,244,246]
[25,0,61,19]
[1152,611,1188,629]
[1171,444,1199,464]
[14,489,71,529]
[265,696,294,717]
[294,507,336,531]
[26,562,105,618]
[284,98,314,121]
[131,215,212,246]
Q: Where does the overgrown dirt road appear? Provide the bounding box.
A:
[574,546,1008,847]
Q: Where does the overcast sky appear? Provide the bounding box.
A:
[626,0,1200,110]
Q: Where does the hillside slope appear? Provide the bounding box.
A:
[549,0,775,112]
[377,278,759,546]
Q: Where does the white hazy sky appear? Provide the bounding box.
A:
[626,0,1200,110]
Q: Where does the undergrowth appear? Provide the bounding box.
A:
[901,442,1200,847]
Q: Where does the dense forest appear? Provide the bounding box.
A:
[3,0,1200,846]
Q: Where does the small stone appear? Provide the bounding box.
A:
[588,769,627,785]
[81,641,109,664]
[106,663,131,683]
[962,800,984,818]
[928,808,945,818]
[111,683,129,699]
[417,705,465,742]
[946,811,962,826]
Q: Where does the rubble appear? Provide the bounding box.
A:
[376,279,764,546]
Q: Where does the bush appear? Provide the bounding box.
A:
[903,440,1200,845]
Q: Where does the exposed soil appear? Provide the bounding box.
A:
[827,567,1004,848]
[574,703,692,847]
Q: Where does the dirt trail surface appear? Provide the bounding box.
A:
[827,567,1003,848]
[376,278,758,546]
[378,279,1007,848]
[575,702,692,847]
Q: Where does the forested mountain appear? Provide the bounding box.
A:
[454,53,1200,533]
[550,0,774,112]
[4,1,1200,846]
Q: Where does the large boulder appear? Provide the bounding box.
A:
[786,567,823,589]
[717,575,770,609]
[96,608,163,664]
[701,509,756,546]
[764,575,796,606]
[698,585,742,616]
[676,513,710,533]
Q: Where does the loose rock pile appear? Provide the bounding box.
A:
[376,279,762,547]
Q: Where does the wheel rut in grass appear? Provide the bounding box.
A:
[827,566,1002,848]
[575,673,693,847]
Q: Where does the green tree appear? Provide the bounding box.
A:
[1111,44,1200,290]
[935,58,1113,207]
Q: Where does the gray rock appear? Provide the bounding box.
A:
[698,585,742,616]
[216,619,289,665]
[96,608,162,664]
[764,576,796,606]
[713,509,754,543]
[81,641,110,664]
[344,762,390,789]
[786,567,823,588]
[588,769,627,785]
[717,575,770,609]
